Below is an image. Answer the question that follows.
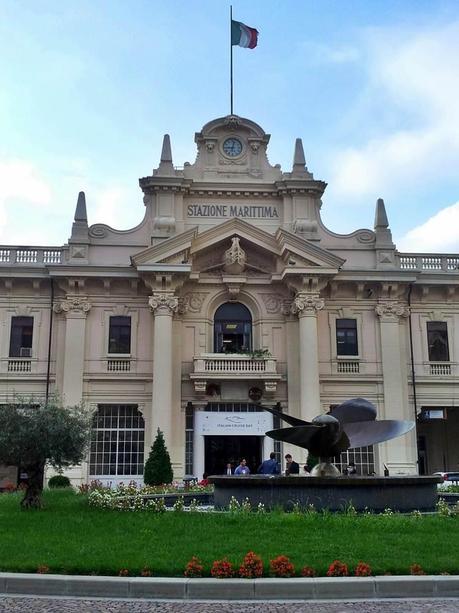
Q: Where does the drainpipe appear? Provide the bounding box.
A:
[407,284,419,470]
[45,277,54,403]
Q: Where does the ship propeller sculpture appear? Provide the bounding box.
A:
[261,398,414,476]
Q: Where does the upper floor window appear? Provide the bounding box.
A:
[9,316,33,357]
[336,318,358,356]
[214,302,252,353]
[108,316,131,354]
[427,321,449,362]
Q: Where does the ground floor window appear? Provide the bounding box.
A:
[334,446,375,476]
[89,405,145,477]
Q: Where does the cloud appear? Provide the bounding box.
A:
[397,201,459,253]
[298,41,360,66]
[328,20,459,200]
[0,159,52,241]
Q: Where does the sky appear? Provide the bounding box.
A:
[1,0,459,253]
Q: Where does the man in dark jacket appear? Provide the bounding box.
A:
[257,452,280,475]
[285,454,300,475]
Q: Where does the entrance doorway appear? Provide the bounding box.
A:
[204,435,262,475]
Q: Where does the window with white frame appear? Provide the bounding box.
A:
[336,318,358,356]
[89,405,144,477]
[427,321,449,362]
[108,316,131,354]
[9,316,33,357]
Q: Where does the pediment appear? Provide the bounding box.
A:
[131,219,345,279]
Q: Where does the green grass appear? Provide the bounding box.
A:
[0,489,458,576]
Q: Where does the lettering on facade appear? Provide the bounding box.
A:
[187,204,279,219]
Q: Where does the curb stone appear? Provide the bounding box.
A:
[1,573,459,600]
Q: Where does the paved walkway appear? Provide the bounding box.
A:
[1,597,459,612]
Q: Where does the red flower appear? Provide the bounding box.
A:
[211,558,234,578]
[239,551,264,578]
[118,568,129,576]
[270,555,295,578]
[410,563,426,576]
[184,556,203,578]
[327,560,349,577]
[354,562,372,577]
[300,565,316,577]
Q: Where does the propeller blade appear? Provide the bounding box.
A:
[329,397,377,423]
[342,420,415,449]
[257,404,310,427]
[265,424,322,449]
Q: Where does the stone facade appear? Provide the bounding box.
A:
[0,115,458,486]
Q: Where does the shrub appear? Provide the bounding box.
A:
[410,563,426,576]
[211,558,234,578]
[270,555,295,578]
[144,428,173,486]
[184,556,203,578]
[327,560,349,577]
[36,565,49,574]
[300,565,316,577]
[48,475,71,489]
[239,551,264,578]
[354,561,372,576]
[118,569,129,576]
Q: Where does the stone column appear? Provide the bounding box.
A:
[375,301,417,474]
[53,296,91,406]
[291,293,324,422]
[148,291,179,449]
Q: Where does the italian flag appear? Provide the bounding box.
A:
[231,19,258,49]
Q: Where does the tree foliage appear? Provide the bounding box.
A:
[144,428,173,486]
[0,398,91,508]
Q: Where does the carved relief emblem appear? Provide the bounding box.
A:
[148,292,179,315]
[223,236,247,274]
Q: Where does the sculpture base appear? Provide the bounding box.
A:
[209,475,441,512]
[310,462,341,477]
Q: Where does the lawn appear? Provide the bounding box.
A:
[0,489,458,576]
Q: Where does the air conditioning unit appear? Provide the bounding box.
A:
[19,347,32,358]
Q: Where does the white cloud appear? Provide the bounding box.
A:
[397,201,459,253]
[298,41,360,65]
[0,159,52,242]
[329,20,459,200]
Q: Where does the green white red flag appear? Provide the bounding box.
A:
[231,19,258,49]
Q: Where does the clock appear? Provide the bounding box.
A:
[222,137,243,157]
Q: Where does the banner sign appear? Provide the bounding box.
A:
[195,411,272,436]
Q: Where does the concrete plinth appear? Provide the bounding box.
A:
[210,475,441,512]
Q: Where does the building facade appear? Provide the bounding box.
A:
[1,114,458,486]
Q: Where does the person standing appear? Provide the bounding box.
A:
[234,458,250,475]
[257,452,280,475]
[285,454,300,475]
[224,462,233,475]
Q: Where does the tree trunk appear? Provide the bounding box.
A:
[21,464,44,509]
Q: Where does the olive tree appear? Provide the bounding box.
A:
[0,399,91,508]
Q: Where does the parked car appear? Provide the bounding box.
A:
[433,472,459,486]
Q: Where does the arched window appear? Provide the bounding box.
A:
[214,302,252,353]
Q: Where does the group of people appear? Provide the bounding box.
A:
[227,453,304,476]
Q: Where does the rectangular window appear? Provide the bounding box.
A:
[108,316,131,354]
[427,321,449,361]
[336,318,358,356]
[9,316,33,357]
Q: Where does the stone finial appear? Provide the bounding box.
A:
[69,191,89,244]
[293,138,306,171]
[74,191,87,222]
[374,198,389,230]
[156,134,175,175]
[223,236,247,274]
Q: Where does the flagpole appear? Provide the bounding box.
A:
[230,5,233,115]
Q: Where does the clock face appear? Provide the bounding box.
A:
[222,138,243,157]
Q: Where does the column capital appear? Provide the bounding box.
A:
[291,293,324,317]
[375,301,409,322]
[53,295,92,318]
[148,292,179,316]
